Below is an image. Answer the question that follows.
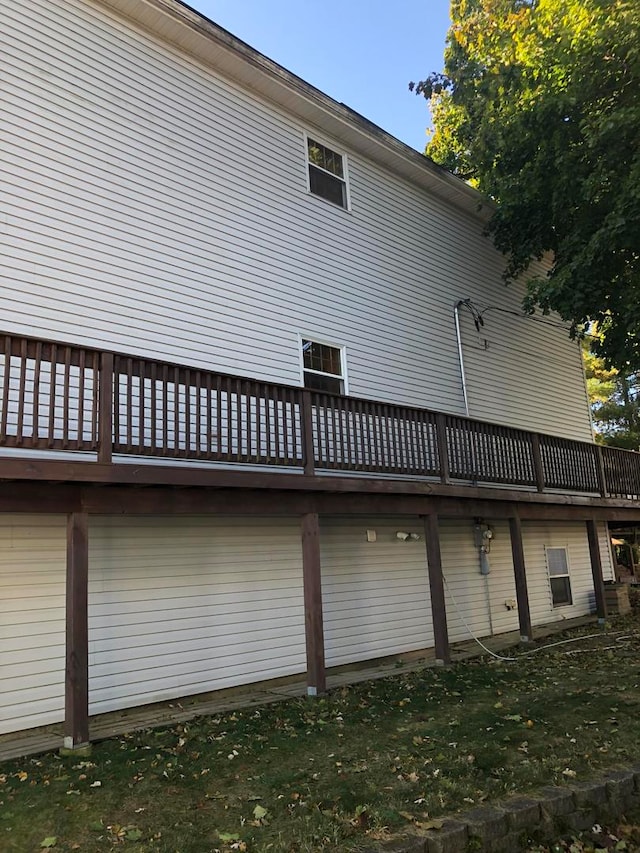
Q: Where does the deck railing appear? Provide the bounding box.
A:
[0,331,638,499]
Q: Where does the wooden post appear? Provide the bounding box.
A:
[586,518,607,623]
[301,512,325,694]
[98,352,114,464]
[301,390,315,477]
[595,445,608,498]
[435,413,451,484]
[64,512,90,752]
[531,434,545,493]
[509,514,533,642]
[423,513,450,664]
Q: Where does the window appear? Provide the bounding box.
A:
[306,137,348,208]
[302,339,345,394]
[546,546,573,607]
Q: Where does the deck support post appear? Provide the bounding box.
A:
[423,514,450,665]
[586,518,607,623]
[508,514,533,643]
[63,512,90,753]
[301,512,326,695]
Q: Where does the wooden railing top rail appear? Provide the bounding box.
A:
[0,330,638,500]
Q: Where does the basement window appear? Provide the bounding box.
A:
[546,546,573,607]
[306,137,349,209]
[302,339,345,395]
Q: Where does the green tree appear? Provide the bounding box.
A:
[583,342,640,449]
[411,0,640,370]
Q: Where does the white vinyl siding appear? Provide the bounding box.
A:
[0,515,66,735]
[320,518,433,667]
[88,516,306,716]
[0,0,592,442]
[522,520,612,625]
[440,520,519,644]
[457,290,591,440]
[599,522,616,582]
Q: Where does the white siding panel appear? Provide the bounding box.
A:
[321,518,432,667]
[88,516,306,716]
[598,522,615,582]
[482,522,521,636]
[522,521,597,626]
[0,515,66,735]
[458,293,592,440]
[0,0,592,440]
[440,520,518,644]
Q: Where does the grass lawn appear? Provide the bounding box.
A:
[3,617,640,853]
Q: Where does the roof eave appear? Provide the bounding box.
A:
[98,0,494,222]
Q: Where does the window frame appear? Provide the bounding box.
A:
[545,545,573,608]
[304,133,351,211]
[297,333,349,396]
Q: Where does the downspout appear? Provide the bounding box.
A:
[454,300,471,418]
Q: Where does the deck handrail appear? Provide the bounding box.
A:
[0,330,638,498]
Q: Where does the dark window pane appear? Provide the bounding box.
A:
[307,138,343,178]
[304,371,343,394]
[550,576,572,606]
[302,340,342,376]
[309,165,346,207]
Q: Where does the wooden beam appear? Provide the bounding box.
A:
[423,513,450,664]
[0,477,635,523]
[301,512,326,695]
[508,515,533,642]
[64,512,90,750]
[586,518,607,622]
[0,456,638,516]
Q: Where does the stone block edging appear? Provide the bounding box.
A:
[370,765,640,853]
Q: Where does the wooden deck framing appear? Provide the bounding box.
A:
[0,330,638,752]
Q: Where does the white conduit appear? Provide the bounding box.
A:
[442,574,635,663]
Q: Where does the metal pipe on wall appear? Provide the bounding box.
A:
[454,300,471,418]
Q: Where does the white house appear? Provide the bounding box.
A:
[0,0,636,750]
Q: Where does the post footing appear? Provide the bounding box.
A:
[60,740,92,757]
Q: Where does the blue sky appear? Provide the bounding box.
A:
[186,1,452,152]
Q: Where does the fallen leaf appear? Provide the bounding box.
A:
[398,811,416,822]
[219,831,241,842]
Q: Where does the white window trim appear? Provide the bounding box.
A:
[545,545,573,608]
[297,333,349,395]
[303,132,352,212]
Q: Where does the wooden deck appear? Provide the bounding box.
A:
[0,331,639,501]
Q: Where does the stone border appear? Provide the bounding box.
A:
[371,766,640,853]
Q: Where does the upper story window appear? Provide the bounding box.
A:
[546,546,573,607]
[306,137,349,209]
[302,339,345,394]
